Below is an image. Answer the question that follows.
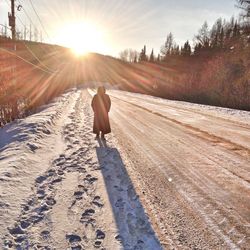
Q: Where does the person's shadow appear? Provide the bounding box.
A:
[96,138,162,249]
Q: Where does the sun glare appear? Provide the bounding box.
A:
[55,21,107,56]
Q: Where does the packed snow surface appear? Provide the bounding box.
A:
[0,88,249,249]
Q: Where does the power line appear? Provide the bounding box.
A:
[2,1,58,73]
[22,42,57,73]
[0,47,55,75]
[4,0,32,40]
[13,3,51,58]
[28,0,51,42]
[1,1,59,74]
[0,24,57,74]
[24,0,61,65]
[17,0,41,41]
[17,0,36,28]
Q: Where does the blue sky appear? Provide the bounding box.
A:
[0,0,241,56]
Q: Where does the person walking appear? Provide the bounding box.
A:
[91,86,111,140]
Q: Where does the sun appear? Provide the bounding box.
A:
[55,21,107,56]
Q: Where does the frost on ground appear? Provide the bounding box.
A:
[0,89,161,250]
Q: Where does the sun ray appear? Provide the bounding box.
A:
[53,21,107,56]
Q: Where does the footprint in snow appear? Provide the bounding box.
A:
[81,208,95,217]
[94,229,105,248]
[37,189,46,199]
[84,174,98,184]
[46,196,56,206]
[51,176,63,184]
[66,233,81,244]
[67,145,73,150]
[74,190,84,200]
[80,215,96,227]
[35,175,47,184]
[71,246,82,250]
[41,230,50,240]
[9,225,25,235]
[80,208,96,226]
[20,219,30,230]
[92,196,104,208]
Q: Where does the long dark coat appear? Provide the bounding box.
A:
[91,93,111,134]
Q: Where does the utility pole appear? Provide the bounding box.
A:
[8,0,16,40]
[8,0,18,119]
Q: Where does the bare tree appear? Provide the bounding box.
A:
[128,49,139,63]
[23,25,27,40]
[119,49,139,62]
[0,23,8,37]
[161,32,174,59]
[195,21,210,48]
[34,26,38,42]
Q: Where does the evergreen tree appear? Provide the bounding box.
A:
[149,49,155,62]
[219,27,225,49]
[210,18,223,49]
[172,44,180,56]
[181,41,192,56]
[157,54,161,62]
[194,43,202,55]
[139,45,147,62]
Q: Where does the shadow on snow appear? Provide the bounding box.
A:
[96,138,162,249]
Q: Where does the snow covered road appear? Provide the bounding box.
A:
[108,90,250,249]
[0,88,249,249]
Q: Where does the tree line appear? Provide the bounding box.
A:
[119,18,249,62]
[119,1,249,63]
[118,0,250,110]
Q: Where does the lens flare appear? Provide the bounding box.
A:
[54,21,107,56]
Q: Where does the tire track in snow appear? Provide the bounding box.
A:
[110,98,250,249]
[110,95,250,159]
[111,91,250,129]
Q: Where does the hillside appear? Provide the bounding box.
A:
[1,36,249,128]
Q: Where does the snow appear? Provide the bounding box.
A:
[109,90,250,151]
[108,89,250,249]
[0,89,161,249]
[0,89,80,247]
[111,90,250,124]
[0,87,249,249]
